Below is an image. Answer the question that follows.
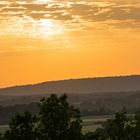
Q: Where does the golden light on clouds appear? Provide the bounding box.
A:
[37,0,50,3]
[0,0,140,87]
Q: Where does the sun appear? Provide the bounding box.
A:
[37,19,65,37]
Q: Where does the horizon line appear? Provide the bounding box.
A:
[0,74,140,89]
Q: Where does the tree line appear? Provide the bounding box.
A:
[0,102,114,125]
[0,94,140,140]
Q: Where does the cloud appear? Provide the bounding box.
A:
[0,0,140,36]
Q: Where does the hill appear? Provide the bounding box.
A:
[0,75,140,96]
[0,75,140,123]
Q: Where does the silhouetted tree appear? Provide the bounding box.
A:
[102,111,130,140]
[4,111,37,140]
[39,94,82,140]
[84,110,133,140]
[5,94,140,140]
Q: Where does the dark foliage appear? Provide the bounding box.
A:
[4,111,38,140]
[2,94,140,140]
[3,94,82,140]
[38,94,82,140]
[84,109,140,140]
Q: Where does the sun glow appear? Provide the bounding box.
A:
[37,19,65,37]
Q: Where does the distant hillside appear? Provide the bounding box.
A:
[0,75,140,95]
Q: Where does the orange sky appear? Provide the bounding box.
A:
[0,0,140,88]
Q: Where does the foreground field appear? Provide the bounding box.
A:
[0,125,8,134]
[0,115,112,134]
[82,115,112,133]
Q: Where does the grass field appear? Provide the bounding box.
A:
[0,115,112,134]
[82,115,112,133]
[0,125,9,134]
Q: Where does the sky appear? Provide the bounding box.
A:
[0,0,140,88]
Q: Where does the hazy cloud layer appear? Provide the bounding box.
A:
[0,0,140,36]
